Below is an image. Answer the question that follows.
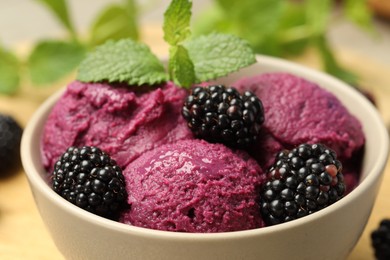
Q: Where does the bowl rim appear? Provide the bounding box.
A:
[21,54,389,241]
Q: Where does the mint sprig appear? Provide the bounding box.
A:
[185,33,256,82]
[77,0,257,88]
[163,0,196,87]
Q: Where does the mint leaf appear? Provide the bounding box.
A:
[35,0,76,39]
[185,33,256,82]
[168,45,196,88]
[89,3,139,46]
[164,0,195,86]
[28,40,86,86]
[77,39,168,86]
[163,0,192,45]
[0,47,20,95]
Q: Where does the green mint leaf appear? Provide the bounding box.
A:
[35,0,76,39]
[0,47,20,95]
[89,3,139,46]
[184,33,256,82]
[168,45,196,88]
[77,39,168,86]
[28,40,86,86]
[163,0,192,45]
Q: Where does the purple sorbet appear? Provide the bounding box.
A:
[41,81,193,172]
[120,139,265,233]
[233,73,365,191]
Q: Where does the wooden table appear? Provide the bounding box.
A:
[1,26,390,260]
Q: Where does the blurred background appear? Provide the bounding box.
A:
[0,0,389,95]
[0,0,390,259]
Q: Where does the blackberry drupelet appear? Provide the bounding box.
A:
[52,146,128,220]
[182,85,264,147]
[372,219,390,260]
[260,143,345,226]
[0,113,23,174]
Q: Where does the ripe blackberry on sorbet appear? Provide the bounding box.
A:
[0,113,23,174]
[52,146,128,220]
[182,85,264,148]
[372,219,390,260]
[260,143,345,226]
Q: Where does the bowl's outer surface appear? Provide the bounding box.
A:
[21,55,389,260]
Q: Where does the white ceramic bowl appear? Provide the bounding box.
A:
[21,55,389,260]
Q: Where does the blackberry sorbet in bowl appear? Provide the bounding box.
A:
[22,55,388,260]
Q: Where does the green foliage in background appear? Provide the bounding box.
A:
[0,0,374,95]
[193,0,374,85]
[0,46,20,95]
[0,0,139,95]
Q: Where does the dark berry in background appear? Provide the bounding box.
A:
[0,113,23,175]
[182,85,264,148]
[52,146,129,220]
[260,143,345,226]
[372,219,390,260]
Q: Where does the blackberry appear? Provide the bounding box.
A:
[260,143,345,226]
[52,146,128,220]
[0,114,23,175]
[182,85,264,147]
[372,219,390,260]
